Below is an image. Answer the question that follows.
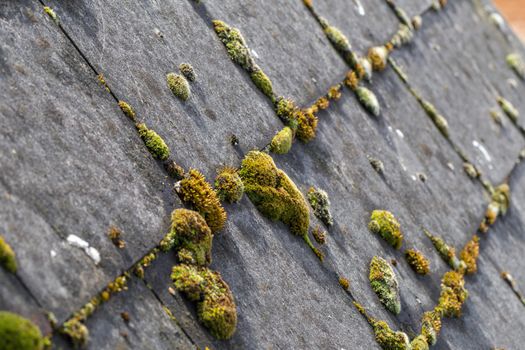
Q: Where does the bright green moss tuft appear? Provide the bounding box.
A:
[438,271,468,318]
[506,53,525,79]
[118,100,136,121]
[421,309,442,346]
[405,249,430,275]
[0,311,45,350]
[167,73,191,101]
[212,20,255,72]
[178,169,227,233]
[136,123,170,160]
[171,264,237,339]
[250,69,275,101]
[424,229,464,271]
[355,87,381,117]
[0,235,17,273]
[410,335,429,350]
[214,167,244,203]
[269,127,293,155]
[307,187,333,227]
[179,63,196,82]
[369,256,401,314]
[159,209,212,266]
[368,210,403,249]
[239,151,309,237]
[372,319,410,350]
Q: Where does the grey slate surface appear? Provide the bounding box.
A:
[1,0,525,349]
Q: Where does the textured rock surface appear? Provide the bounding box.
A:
[1,0,525,349]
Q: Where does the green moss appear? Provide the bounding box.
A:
[166,73,190,101]
[390,24,414,48]
[368,210,403,249]
[214,167,244,203]
[275,97,299,129]
[424,229,465,271]
[61,318,89,348]
[480,184,510,232]
[0,311,44,350]
[179,63,196,82]
[372,319,410,350]
[212,20,255,72]
[410,335,429,350]
[43,6,59,25]
[324,25,351,53]
[178,169,227,233]
[312,225,327,245]
[459,235,479,274]
[421,309,442,346]
[0,235,17,273]
[405,249,430,275]
[438,271,468,318]
[421,101,449,137]
[506,53,525,79]
[339,276,350,290]
[356,87,381,117]
[250,69,275,101]
[239,151,309,237]
[118,100,136,121]
[269,127,293,155]
[497,96,519,123]
[136,123,170,160]
[307,187,333,227]
[171,264,237,339]
[369,256,401,314]
[295,110,318,143]
[159,209,212,266]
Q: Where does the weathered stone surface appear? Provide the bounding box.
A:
[0,0,180,322]
[391,0,525,185]
[394,0,434,19]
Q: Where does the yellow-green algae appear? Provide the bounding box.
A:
[238,151,323,260]
[0,311,45,350]
[405,248,430,275]
[368,210,403,249]
[166,73,191,101]
[424,229,465,271]
[0,235,17,273]
[136,123,170,160]
[307,187,333,227]
[171,264,237,339]
[159,209,212,266]
[214,167,244,203]
[459,235,479,274]
[269,127,293,155]
[369,256,401,314]
[178,169,227,233]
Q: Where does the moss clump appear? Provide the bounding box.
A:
[250,69,275,101]
[240,149,313,247]
[307,187,333,227]
[390,24,414,48]
[459,235,479,274]
[368,210,403,249]
[0,311,45,350]
[372,320,410,350]
[463,162,480,179]
[324,25,351,54]
[160,209,212,266]
[164,160,186,180]
[167,73,191,101]
[480,183,510,233]
[369,256,401,314]
[339,276,350,290]
[424,229,464,271]
[0,235,17,273]
[368,46,389,71]
[312,225,327,245]
[275,97,299,130]
[410,335,429,350]
[356,87,381,117]
[43,6,59,25]
[438,271,468,318]
[421,309,442,346]
[61,318,89,348]
[269,127,293,155]
[497,96,519,123]
[214,167,244,203]
[136,123,170,160]
[213,20,255,72]
[107,226,125,249]
[345,70,360,91]
[315,97,330,110]
[421,101,449,137]
[179,63,196,82]
[506,53,525,79]
[178,169,227,233]
[239,151,309,237]
[295,110,318,143]
[171,264,237,339]
[368,156,384,174]
[405,249,430,275]
[118,100,136,121]
[327,84,342,101]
